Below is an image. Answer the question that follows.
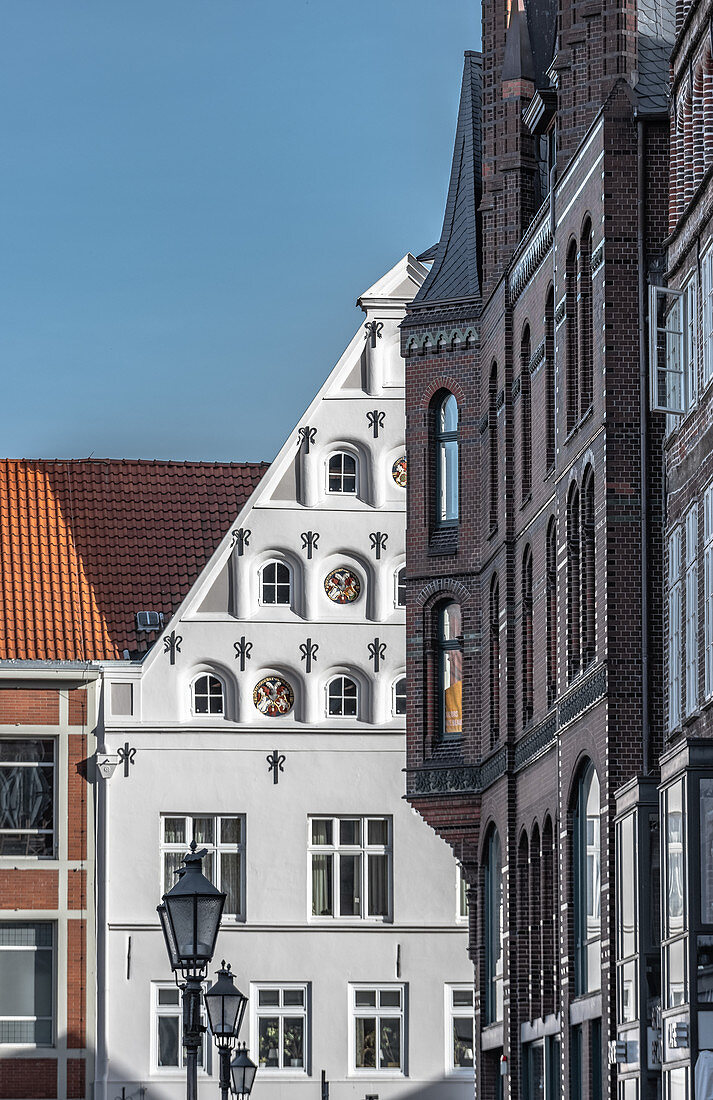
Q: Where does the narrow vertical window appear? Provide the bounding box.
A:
[668,526,683,730]
[684,275,698,411]
[545,288,556,470]
[484,830,504,1024]
[542,816,556,1015]
[567,483,581,682]
[566,240,579,433]
[546,518,557,706]
[522,546,533,726]
[438,602,463,738]
[328,452,358,494]
[521,326,532,500]
[490,577,500,747]
[581,469,595,669]
[703,248,713,387]
[489,364,499,532]
[685,505,699,715]
[436,394,459,525]
[706,485,713,698]
[573,763,601,995]
[579,220,593,415]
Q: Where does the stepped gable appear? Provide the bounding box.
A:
[0,458,267,661]
[411,51,483,309]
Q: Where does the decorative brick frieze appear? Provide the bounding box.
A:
[558,663,607,726]
[508,216,554,303]
[514,711,558,769]
[529,341,546,374]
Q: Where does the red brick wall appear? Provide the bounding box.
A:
[67,734,87,861]
[0,1061,57,1100]
[67,687,87,727]
[67,868,86,910]
[0,870,58,909]
[67,919,86,1049]
[66,1060,86,1100]
[0,688,58,725]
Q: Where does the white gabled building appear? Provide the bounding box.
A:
[97,255,472,1100]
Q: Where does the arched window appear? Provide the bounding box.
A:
[395,566,406,608]
[566,239,579,433]
[393,677,406,716]
[530,824,542,1019]
[579,219,593,415]
[489,364,499,531]
[436,394,459,525]
[328,452,357,494]
[521,325,532,499]
[438,602,463,738]
[517,832,530,988]
[545,287,555,470]
[490,577,500,747]
[567,483,581,682]
[193,674,224,715]
[260,561,291,605]
[522,545,533,726]
[484,829,504,1023]
[546,517,558,706]
[573,763,601,994]
[542,816,556,1015]
[581,468,595,668]
[327,676,358,717]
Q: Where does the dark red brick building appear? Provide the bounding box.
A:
[402,0,673,1093]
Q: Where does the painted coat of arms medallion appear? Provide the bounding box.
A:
[324,567,361,604]
[392,456,407,487]
[253,676,294,716]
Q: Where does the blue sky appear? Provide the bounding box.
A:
[0,2,479,462]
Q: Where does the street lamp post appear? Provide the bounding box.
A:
[158,841,226,1100]
[204,962,248,1100]
[230,1043,258,1099]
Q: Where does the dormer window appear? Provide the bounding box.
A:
[328,452,357,494]
[193,674,224,716]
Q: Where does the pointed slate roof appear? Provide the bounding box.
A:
[502,0,535,83]
[411,51,482,307]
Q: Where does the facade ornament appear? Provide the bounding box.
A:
[163,629,182,665]
[364,320,383,347]
[298,426,317,453]
[324,567,361,603]
[233,636,253,671]
[300,531,320,559]
[299,637,319,673]
[254,676,294,716]
[368,638,387,672]
[366,410,385,438]
[117,742,136,778]
[266,749,286,785]
[369,532,388,559]
[231,528,251,556]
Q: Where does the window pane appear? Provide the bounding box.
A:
[259,1016,280,1066]
[441,602,462,640]
[355,1017,377,1068]
[221,852,241,915]
[698,936,713,1001]
[443,649,463,736]
[258,990,280,1006]
[158,1016,180,1067]
[439,440,459,522]
[440,395,458,433]
[379,990,401,1008]
[340,820,361,846]
[283,1017,304,1067]
[164,817,186,845]
[158,988,180,1005]
[702,779,713,924]
[618,813,637,959]
[192,817,214,845]
[0,950,39,1015]
[339,853,361,916]
[667,782,685,935]
[355,990,376,1007]
[283,989,304,1007]
[164,852,185,895]
[379,1018,401,1069]
[453,989,473,1006]
[368,854,388,916]
[311,819,332,845]
[453,1017,474,1067]
[312,854,333,916]
[368,819,388,846]
[221,817,242,845]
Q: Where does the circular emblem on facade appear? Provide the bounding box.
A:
[253,676,294,716]
[324,567,361,604]
[392,456,407,488]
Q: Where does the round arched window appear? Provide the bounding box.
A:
[193,674,224,715]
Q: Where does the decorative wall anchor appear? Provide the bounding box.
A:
[364,320,383,347]
[298,426,317,454]
[163,630,182,665]
[368,638,387,672]
[369,532,388,560]
[299,637,319,673]
[117,742,136,778]
[266,749,286,785]
[231,528,251,556]
[366,410,385,438]
[234,636,253,671]
[301,531,320,559]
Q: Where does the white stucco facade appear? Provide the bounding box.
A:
[96,256,472,1100]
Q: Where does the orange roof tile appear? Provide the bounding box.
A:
[0,459,268,661]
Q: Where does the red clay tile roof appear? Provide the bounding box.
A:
[0,459,268,661]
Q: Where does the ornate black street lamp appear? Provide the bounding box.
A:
[204,962,248,1100]
[158,842,226,1100]
[230,1043,258,1099]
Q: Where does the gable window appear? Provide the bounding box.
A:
[484,830,504,1023]
[327,676,358,718]
[437,602,462,738]
[0,922,54,1045]
[192,674,224,716]
[395,567,406,608]
[260,561,291,605]
[328,452,357,494]
[309,816,391,920]
[154,983,207,1071]
[350,984,405,1072]
[393,677,406,716]
[573,763,601,995]
[253,985,308,1072]
[161,814,244,918]
[436,394,459,524]
[446,985,474,1073]
[0,740,55,858]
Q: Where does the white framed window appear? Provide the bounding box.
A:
[669,527,683,732]
[349,984,405,1073]
[649,284,684,420]
[192,674,224,716]
[445,985,474,1074]
[684,275,698,412]
[153,983,208,1072]
[705,484,713,698]
[457,865,469,921]
[685,504,699,715]
[252,984,309,1072]
[393,677,406,717]
[327,676,358,718]
[161,814,245,918]
[703,246,713,388]
[395,567,406,608]
[328,452,358,494]
[260,561,291,606]
[309,816,391,920]
[0,740,55,858]
[0,923,54,1045]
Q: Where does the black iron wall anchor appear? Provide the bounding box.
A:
[234,636,253,671]
[163,630,182,665]
[369,532,388,559]
[364,320,383,347]
[117,742,136,778]
[366,410,385,438]
[301,531,319,559]
[231,528,251,556]
[266,749,286,784]
[299,637,319,673]
[368,638,387,672]
[298,426,317,454]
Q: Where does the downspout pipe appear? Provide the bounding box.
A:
[637,112,650,776]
